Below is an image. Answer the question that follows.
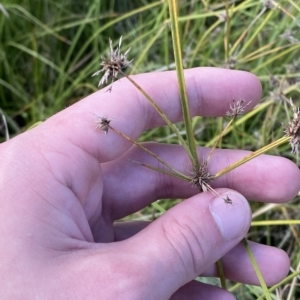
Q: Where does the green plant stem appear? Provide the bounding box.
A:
[168,0,199,170]
[251,220,300,226]
[256,270,300,300]
[122,73,194,163]
[109,125,189,180]
[214,136,290,179]
[129,160,190,182]
[242,239,271,300]
[207,118,235,163]
[216,260,227,289]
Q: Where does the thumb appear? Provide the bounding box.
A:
[131,189,251,299]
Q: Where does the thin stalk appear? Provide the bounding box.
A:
[286,261,300,300]
[230,6,267,57]
[151,201,166,213]
[205,101,273,148]
[281,207,300,245]
[275,1,298,20]
[214,137,290,179]
[224,0,230,62]
[256,270,300,300]
[240,44,290,63]
[288,0,300,12]
[168,0,199,170]
[216,260,227,289]
[189,19,222,68]
[251,220,300,226]
[236,9,274,59]
[122,72,194,163]
[207,118,235,163]
[129,160,190,182]
[163,1,170,69]
[129,22,165,74]
[242,239,271,300]
[253,43,300,72]
[109,125,190,181]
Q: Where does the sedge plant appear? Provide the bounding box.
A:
[1,0,300,298]
[91,3,300,299]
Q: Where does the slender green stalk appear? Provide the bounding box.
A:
[242,239,271,300]
[151,201,166,213]
[129,160,190,182]
[110,125,189,180]
[224,1,230,62]
[7,41,65,75]
[214,137,290,179]
[230,6,267,57]
[288,0,300,12]
[236,8,274,58]
[122,72,194,163]
[130,26,165,74]
[256,270,300,300]
[216,260,227,289]
[205,101,273,148]
[189,19,222,68]
[252,220,300,226]
[168,0,199,170]
[254,43,300,73]
[207,118,235,163]
[163,1,170,69]
[7,4,71,43]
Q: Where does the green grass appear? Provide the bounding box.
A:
[1,0,300,298]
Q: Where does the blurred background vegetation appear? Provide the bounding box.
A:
[1,0,300,298]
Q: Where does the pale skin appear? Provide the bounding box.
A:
[1,68,300,299]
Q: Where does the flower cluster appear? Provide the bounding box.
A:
[284,98,300,153]
[190,161,214,192]
[92,36,132,89]
[226,99,252,118]
[95,115,111,134]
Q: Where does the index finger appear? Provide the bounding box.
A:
[43,67,262,162]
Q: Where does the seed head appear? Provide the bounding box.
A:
[280,29,299,44]
[261,0,275,9]
[223,196,233,205]
[284,98,300,153]
[92,36,132,90]
[226,99,252,117]
[190,160,214,192]
[224,56,237,69]
[95,115,111,134]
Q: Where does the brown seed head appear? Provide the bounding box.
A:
[284,98,300,153]
[95,115,111,134]
[92,36,133,88]
[261,0,275,9]
[226,99,252,118]
[190,160,214,192]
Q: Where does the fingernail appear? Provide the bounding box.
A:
[209,192,251,241]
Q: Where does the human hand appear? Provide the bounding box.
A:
[1,68,299,299]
